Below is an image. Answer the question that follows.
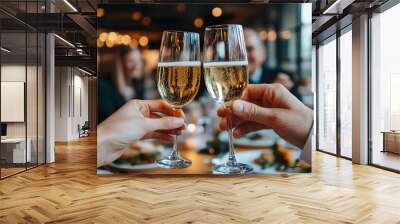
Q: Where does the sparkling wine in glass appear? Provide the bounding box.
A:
[203,24,254,174]
[156,31,201,169]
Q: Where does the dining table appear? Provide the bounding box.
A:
[98,136,309,175]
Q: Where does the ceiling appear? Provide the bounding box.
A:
[0,0,393,73]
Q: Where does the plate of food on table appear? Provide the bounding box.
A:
[109,141,168,170]
[218,129,278,148]
[212,137,311,173]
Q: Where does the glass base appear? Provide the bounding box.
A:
[213,163,254,174]
[156,157,192,169]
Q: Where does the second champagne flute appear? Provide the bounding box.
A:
[156,31,201,169]
[203,24,254,174]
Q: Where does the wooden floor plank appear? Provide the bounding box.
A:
[0,135,399,224]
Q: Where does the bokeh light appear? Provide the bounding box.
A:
[131,11,142,21]
[97,38,104,47]
[97,8,104,17]
[99,32,108,42]
[211,7,222,17]
[107,32,118,42]
[268,31,277,41]
[105,39,114,48]
[280,30,291,39]
[130,38,138,48]
[142,17,151,26]
[194,17,204,28]
[121,35,131,45]
[139,36,149,47]
[258,30,268,40]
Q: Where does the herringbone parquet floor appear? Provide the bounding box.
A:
[1,136,400,224]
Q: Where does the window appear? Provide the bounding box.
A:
[339,29,352,158]
[371,3,400,171]
[317,37,337,154]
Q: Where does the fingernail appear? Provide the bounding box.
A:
[172,118,184,126]
[233,101,244,112]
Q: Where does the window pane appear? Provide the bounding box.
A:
[27,30,38,169]
[318,38,337,154]
[371,3,400,171]
[340,30,352,158]
[1,30,28,177]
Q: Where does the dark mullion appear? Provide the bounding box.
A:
[0,14,2,179]
[36,0,39,168]
[336,24,341,157]
[295,6,302,83]
[367,11,373,166]
[73,68,75,118]
[25,0,28,171]
[44,27,47,164]
[315,45,320,151]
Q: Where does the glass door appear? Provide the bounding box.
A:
[0,0,47,179]
[1,30,28,178]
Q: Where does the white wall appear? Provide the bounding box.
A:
[1,64,46,164]
[54,67,89,141]
[1,65,36,138]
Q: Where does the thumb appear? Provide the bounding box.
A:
[144,116,185,132]
[232,100,278,126]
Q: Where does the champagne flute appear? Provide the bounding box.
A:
[203,24,253,174]
[156,31,201,169]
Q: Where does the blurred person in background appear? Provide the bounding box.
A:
[244,28,302,100]
[98,46,145,123]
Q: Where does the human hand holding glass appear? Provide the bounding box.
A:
[97,99,185,167]
[218,84,314,149]
[156,31,201,169]
[203,24,253,174]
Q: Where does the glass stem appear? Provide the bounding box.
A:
[226,106,238,167]
[169,106,181,161]
[169,135,179,160]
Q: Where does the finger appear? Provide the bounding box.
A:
[231,100,280,126]
[156,127,184,135]
[245,84,292,108]
[146,100,185,117]
[244,84,270,102]
[233,123,268,137]
[149,112,162,119]
[219,116,244,130]
[143,132,174,141]
[144,116,185,132]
